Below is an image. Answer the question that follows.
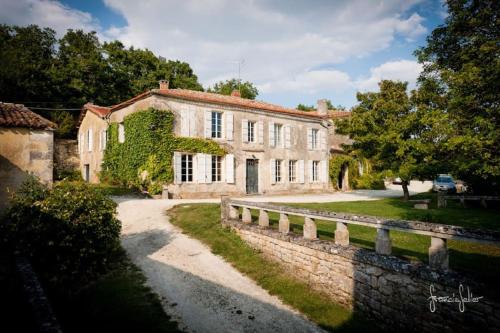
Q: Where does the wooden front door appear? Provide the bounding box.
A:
[246,159,259,194]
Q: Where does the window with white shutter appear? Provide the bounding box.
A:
[226,112,233,140]
[311,129,319,150]
[308,160,313,182]
[181,110,189,136]
[288,160,297,182]
[225,154,235,183]
[211,155,222,182]
[307,128,313,150]
[257,121,264,144]
[204,111,211,138]
[189,108,196,137]
[181,154,194,182]
[321,160,328,182]
[196,153,206,183]
[321,130,327,150]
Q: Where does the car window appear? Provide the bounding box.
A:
[437,176,453,182]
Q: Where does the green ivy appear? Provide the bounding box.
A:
[101,108,226,194]
[329,155,384,190]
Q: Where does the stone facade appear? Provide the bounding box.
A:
[0,127,53,212]
[79,88,332,197]
[230,223,500,332]
[54,139,79,177]
[78,111,108,183]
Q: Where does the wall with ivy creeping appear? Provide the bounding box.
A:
[101,108,226,194]
[329,155,385,190]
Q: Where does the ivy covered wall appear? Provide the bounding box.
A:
[101,108,226,194]
[329,155,385,190]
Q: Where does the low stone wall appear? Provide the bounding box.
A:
[229,222,500,332]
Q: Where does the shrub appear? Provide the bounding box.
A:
[352,173,386,190]
[1,177,121,287]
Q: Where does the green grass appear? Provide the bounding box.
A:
[49,251,181,333]
[169,203,379,333]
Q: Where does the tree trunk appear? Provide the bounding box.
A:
[402,181,410,201]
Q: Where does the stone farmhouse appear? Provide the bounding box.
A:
[0,103,56,211]
[78,81,349,198]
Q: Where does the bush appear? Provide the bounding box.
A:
[1,177,121,287]
[352,173,386,190]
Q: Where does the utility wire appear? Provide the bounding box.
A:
[27,107,82,111]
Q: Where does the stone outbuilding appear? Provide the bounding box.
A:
[0,103,56,212]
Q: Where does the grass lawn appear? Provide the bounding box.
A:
[169,203,380,333]
[48,251,181,333]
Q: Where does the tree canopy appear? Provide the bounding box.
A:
[207,79,258,100]
[0,24,203,138]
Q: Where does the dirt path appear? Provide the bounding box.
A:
[117,198,324,333]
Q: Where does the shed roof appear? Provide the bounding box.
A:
[0,102,56,130]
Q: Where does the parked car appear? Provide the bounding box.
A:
[393,177,403,185]
[432,174,457,193]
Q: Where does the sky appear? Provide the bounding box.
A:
[0,0,447,109]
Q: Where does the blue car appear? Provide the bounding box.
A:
[432,174,457,193]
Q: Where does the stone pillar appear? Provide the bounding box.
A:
[335,222,349,246]
[242,207,252,224]
[375,228,392,255]
[429,237,449,270]
[259,210,269,228]
[220,195,229,225]
[437,192,445,208]
[303,217,317,240]
[229,205,239,220]
[279,213,290,234]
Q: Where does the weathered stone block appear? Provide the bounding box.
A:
[258,210,269,228]
[429,237,449,270]
[242,207,252,224]
[335,222,349,246]
[375,228,392,255]
[278,213,290,233]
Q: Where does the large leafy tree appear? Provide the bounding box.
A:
[415,0,500,193]
[0,24,204,138]
[336,81,439,200]
[208,79,258,99]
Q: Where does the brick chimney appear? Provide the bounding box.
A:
[317,99,328,115]
[231,90,241,97]
[159,80,169,90]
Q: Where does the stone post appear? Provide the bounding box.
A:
[335,222,349,246]
[437,192,445,208]
[259,210,269,228]
[229,205,239,220]
[429,237,449,270]
[220,195,229,226]
[242,207,252,224]
[279,213,290,234]
[303,217,317,240]
[375,228,392,255]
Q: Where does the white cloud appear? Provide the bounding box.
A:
[355,60,423,92]
[0,0,100,36]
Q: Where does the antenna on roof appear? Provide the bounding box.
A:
[232,59,245,95]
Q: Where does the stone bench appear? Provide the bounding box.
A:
[409,199,431,210]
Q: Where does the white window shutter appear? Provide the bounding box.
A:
[226,112,233,141]
[269,122,275,147]
[204,111,211,138]
[103,130,107,150]
[88,129,93,152]
[298,160,305,183]
[196,153,206,183]
[205,154,212,183]
[284,126,291,148]
[258,121,264,144]
[118,123,125,143]
[308,160,313,182]
[174,152,182,184]
[180,111,189,136]
[270,159,276,184]
[307,128,312,150]
[225,154,235,183]
[242,119,248,143]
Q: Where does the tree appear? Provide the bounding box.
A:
[415,0,500,193]
[336,81,431,200]
[208,79,258,99]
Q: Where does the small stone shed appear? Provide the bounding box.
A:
[0,103,56,212]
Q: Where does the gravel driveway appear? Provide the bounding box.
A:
[116,186,430,333]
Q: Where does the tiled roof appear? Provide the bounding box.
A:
[0,102,56,130]
[84,89,328,121]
